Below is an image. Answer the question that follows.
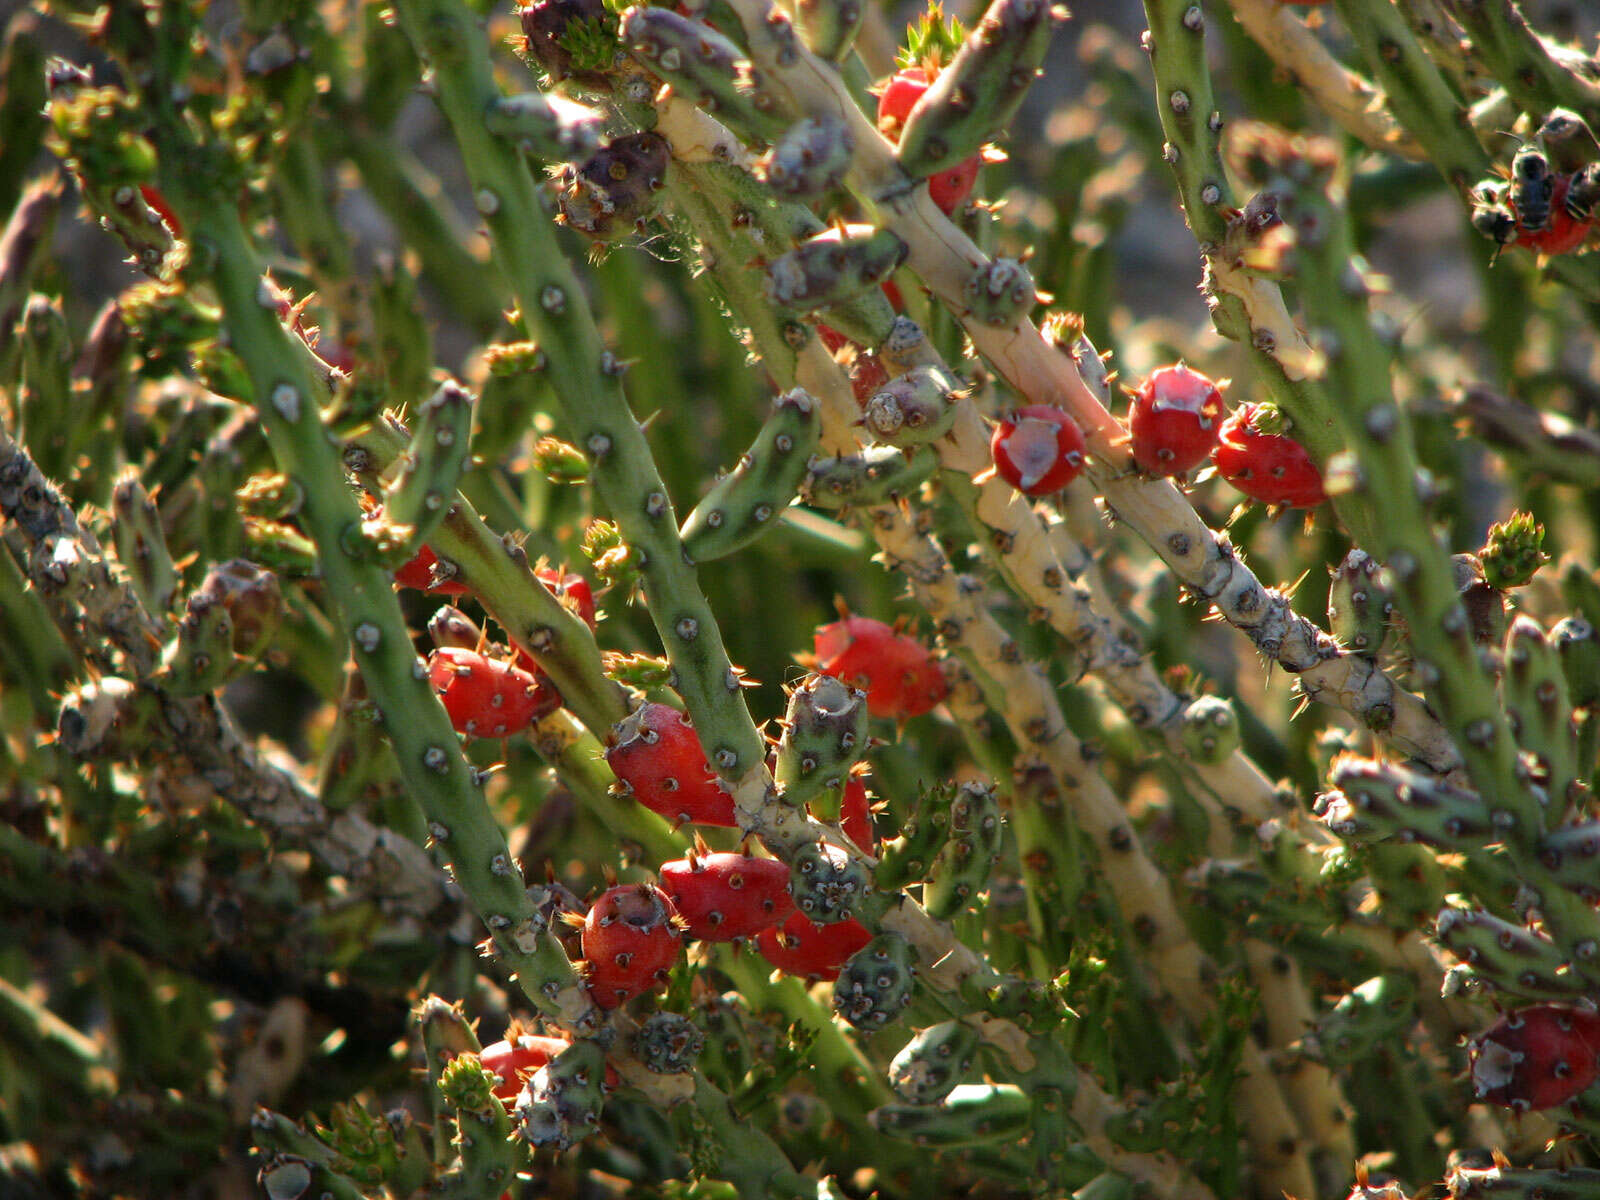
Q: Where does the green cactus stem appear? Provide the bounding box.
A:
[801,445,936,510]
[484,89,607,162]
[1179,696,1242,766]
[680,388,822,563]
[0,532,73,712]
[876,779,959,891]
[370,254,434,406]
[0,974,117,1100]
[343,414,629,739]
[1454,386,1600,488]
[765,225,909,313]
[1434,903,1586,1000]
[756,115,856,198]
[317,664,407,816]
[834,931,918,1030]
[1224,0,1423,157]
[1316,757,1492,849]
[393,0,768,799]
[1503,615,1581,813]
[892,0,1061,181]
[334,124,507,336]
[620,8,793,143]
[0,179,61,386]
[1532,821,1600,900]
[0,15,47,219]
[1441,0,1600,129]
[147,167,594,1031]
[1552,616,1598,709]
[375,379,475,560]
[1328,0,1487,195]
[17,295,75,483]
[793,0,864,64]
[1282,160,1600,974]
[869,1082,1033,1146]
[858,506,1313,1192]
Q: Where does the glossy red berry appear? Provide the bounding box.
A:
[756,911,873,982]
[990,406,1087,496]
[427,647,561,738]
[877,68,981,216]
[659,852,794,942]
[536,567,597,628]
[840,777,875,853]
[395,544,470,595]
[1470,1005,1600,1112]
[1129,364,1225,476]
[606,702,737,827]
[813,615,947,721]
[581,884,684,1009]
[1212,403,1326,508]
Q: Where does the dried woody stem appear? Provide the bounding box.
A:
[721,0,1462,777]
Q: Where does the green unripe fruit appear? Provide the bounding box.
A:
[834,932,916,1030]
[862,365,963,447]
[632,1012,705,1074]
[888,1020,979,1104]
[789,840,871,924]
[1180,695,1241,764]
[961,258,1036,328]
[1327,548,1390,658]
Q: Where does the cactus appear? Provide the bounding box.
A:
[6,0,1600,1198]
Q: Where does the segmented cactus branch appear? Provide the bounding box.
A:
[1225,0,1425,157]
[155,192,595,1030]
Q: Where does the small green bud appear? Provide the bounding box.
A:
[533,435,590,484]
[1480,511,1548,589]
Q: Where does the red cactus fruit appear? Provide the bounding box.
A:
[845,349,891,406]
[755,911,873,982]
[427,647,561,739]
[479,1033,619,1101]
[581,884,684,1010]
[395,543,470,595]
[1129,364,1225,476]
[536,567,597,628]
[990,405,1087,496]
[139,184,182,235]
[1514,174,1594,256]
[606,702,738,827]
[813,614,947,721]
[1469,1004,1600,1112]
[878,68,981,215]
[1212,403,1326,508]
[840,777,875,853]
[659,851,794,942]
